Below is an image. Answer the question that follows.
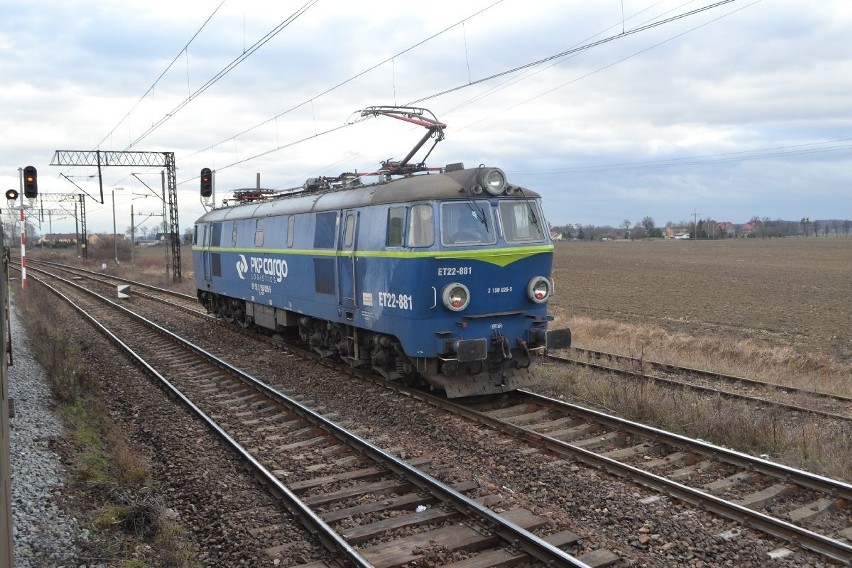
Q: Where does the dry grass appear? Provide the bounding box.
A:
[560,315,852,398]
[15,280,198,566]
[16,287,92,403]
[530,360,852,481]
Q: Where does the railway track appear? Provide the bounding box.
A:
[260,347,852,563]
[24,258,202,314]
[20,260,852,565]
[448,391,852,565]
[549,348,852,422]
[23,266,608,567]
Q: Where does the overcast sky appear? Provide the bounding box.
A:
[1,0,850,235]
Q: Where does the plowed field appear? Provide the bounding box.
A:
[548,238,852,363]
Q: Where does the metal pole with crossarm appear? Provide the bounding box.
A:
[51,150,181,281]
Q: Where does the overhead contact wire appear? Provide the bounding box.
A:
[125,0,319,150]
[94,0,227,150]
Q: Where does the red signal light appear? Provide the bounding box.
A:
[200,167,213,197]
[23,165,38,198]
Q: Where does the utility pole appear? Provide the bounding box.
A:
[692,209,700,239]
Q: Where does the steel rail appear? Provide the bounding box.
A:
[25,263,204,317]
[449,390,852,565]
[566,346,852,405]
[27,269,592,568]
[26,272,372,567]
[514,390,852,502]
[548,353,851,422]
[260,353,852,565]
[24,258,195,301]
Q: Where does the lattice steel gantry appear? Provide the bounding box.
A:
[51,150,181,281]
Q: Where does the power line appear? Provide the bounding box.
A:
[510,139,852,176]
[440,0,677,117]
[184,1,744,180]
[408,0,741,105]
[185,0,506,160]
[94,0,227,150]
[125,0,319,150]
[454,0,761,132]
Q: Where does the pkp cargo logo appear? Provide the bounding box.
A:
[236,254,249,280]
[236,254,288,283]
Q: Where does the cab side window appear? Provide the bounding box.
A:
[387,207,405,247]
[287,215,296,247]
[408,204,434,247]
[254,218,264,247]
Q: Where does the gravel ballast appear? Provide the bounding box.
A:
[7,297,85,567]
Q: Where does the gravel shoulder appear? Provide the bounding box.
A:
[8,294,84,567]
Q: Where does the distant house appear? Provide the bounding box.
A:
[549,230,563,241]
[665,227,691,239]
[87,233,126,247]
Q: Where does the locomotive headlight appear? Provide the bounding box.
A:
[527,276,552,303]
[478,168,507,196]
[442,282,471,311]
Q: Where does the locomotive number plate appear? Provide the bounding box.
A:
[378,292,413,310]
[437,266,472,276]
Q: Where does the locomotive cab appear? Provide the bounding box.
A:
[402,167,571,396]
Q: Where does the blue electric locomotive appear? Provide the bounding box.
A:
[192,108,570,397]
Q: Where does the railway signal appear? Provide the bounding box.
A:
[4,190,16,202]
[22,166,37,199]
[200,168,213,197]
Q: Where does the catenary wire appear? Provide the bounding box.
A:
[125,0,319,151]
[189,1,748,182]
[511,139,852,176]
[185,0,506,159]
[94,0,227,151]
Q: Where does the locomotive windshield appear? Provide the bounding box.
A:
[441,201,497,246]
[499,200,546,242]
